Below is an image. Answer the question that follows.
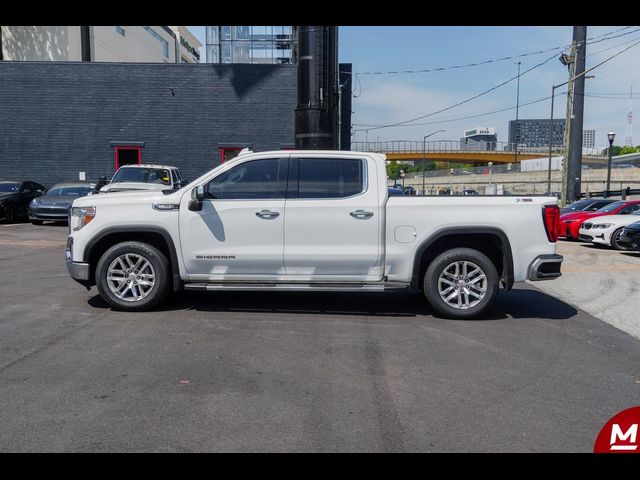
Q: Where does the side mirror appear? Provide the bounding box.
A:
[188,185,206,211]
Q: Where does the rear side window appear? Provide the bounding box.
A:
[298,158,364,198]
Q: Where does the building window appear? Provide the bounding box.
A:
[115,26,125,37]
[144,26,169,58]
[220,147,245,163]
[115,147,141,170]
[205,25,297,64]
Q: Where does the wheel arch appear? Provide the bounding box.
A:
[410,227,514,291]
[84,226,182,291]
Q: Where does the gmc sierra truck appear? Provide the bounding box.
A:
[65,150,563,319]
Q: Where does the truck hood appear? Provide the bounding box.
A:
[72,189,177,208]
[100,182,171,193]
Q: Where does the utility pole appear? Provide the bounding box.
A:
[514,61,521,164]
[564,26,587,205]
[560,35,577,207]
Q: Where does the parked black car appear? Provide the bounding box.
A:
[618,221,640,252]
[0,181,46,223]
[559,198,617,215]
[403,185,417,195]
[28,182,95,224]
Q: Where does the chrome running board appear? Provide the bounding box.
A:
[183,282,409,292]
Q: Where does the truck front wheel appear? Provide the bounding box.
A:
[423,248,499,319]
[96,241,171,311]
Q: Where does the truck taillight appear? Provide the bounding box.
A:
[543,204,560,242]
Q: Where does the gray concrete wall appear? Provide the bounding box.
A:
[0,62,296,187]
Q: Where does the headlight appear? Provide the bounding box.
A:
[70,206,96,231]
[593,223,613,229]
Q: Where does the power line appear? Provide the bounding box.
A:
[356,36,640,133]
[355,53,560,132]
[343,26,635,77]
[354,92,566,128]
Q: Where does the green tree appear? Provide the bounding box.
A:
[619,146,640,155]
[601,145,622,156]
[386,161,413,180]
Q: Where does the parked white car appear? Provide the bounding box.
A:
[579,210,640,250]
[65,150,563,319]
[100,164,185,193]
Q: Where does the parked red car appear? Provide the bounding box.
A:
[560,200,640,239]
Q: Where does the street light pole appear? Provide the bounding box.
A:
[422,129,445,194]
[515,61,521,164]
[488,161,494,193]
[605,132,615,197]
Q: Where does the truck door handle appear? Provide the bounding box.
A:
[350,209,374,219]
[256,210,280,219]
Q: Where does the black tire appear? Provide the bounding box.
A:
[423,247,499,319]
[96,241,171,311]
[611,228,629,251]
[30,219,44,225]
[4,207,16,224]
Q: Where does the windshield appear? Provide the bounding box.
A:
[112,168,172,185]
[0,183,20,193]
[597,201,625,213]
[47,186,93,197]
[565,200,591,210]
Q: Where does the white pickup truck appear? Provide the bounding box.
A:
[65,150,563,319]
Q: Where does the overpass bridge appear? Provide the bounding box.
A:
[351,140,564,164]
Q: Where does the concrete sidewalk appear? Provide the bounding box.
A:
[530,240,640,340]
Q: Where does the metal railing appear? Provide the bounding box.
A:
[352,140,566,155]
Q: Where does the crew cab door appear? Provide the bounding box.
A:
[179,156,288,280]
[283,155,384,281]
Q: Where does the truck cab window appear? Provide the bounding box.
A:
[298,158,363,198]
[207,159,286,199]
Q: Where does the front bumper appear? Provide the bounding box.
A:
[66,259,90,280]
[578,229,609,245]
[29,206,70,221]
[619,232,640,251]
[527,254,563,281]
[65,236,91,288]
[562,222,580,239]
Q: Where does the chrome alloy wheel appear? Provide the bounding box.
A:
[106,253,156,302]
[437,260,487,310]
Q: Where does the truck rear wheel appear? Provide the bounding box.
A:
[423,248,499,319]
[96,241,170,311]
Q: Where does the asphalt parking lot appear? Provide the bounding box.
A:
[533,239,640,340]
[0,222,639,452]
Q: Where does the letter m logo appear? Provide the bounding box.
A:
[610,424,638,451]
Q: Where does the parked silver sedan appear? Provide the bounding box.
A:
[28,182,95,224]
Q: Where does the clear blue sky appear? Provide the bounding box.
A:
[188,26,640,149]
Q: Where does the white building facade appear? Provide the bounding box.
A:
[0,26,201,63]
